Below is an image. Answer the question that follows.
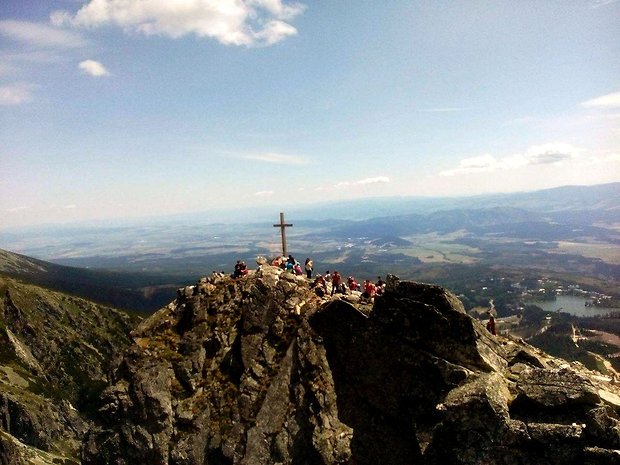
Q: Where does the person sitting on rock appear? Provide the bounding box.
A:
[331,271,342,296]
[312,274,327,297]
[347,276,359,292]
[232,261,243,279]
[361,280,376,302]
[486,315,496,335]
[294,263,303,276]
[376,276,385,295]
[325,271,332,282]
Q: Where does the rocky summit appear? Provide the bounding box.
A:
[81,264,620,465]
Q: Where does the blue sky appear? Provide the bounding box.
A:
[1,0,619,226]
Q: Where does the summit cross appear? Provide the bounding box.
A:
[273,212,293,257]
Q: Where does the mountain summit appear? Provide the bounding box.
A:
[83,265,620,465]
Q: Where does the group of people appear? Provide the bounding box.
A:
[232,255,387,302]
[311,271,386,300]
[271,255,314,278]
[232,260,249,278]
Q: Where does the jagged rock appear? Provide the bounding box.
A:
[584,446,620,465]
[82,268,620,464]
[585,405,620,448]
[515,367,600,408]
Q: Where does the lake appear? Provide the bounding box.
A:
[535,295,619,317]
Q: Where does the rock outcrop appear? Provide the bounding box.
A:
[84,267,620,464]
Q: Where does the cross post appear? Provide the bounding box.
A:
[273,212,293,257]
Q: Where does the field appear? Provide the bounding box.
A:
[552,241,620,265]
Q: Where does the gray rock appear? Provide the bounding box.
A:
[82,272,620,465]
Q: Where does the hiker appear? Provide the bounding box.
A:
[294,262,303,276]
[325,271,332,282]
[331,271,342,296]
[287,255,295,265]
[486,315,496,335]
[304,258,313,279]
[376,276,385,295]
[232,260,245,279]
[347,276,359,292]
[312,274,327,297]
[286,260,294,273]
[362,280,376,301]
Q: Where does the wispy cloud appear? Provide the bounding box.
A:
[439,143,582,177]
[6,206,30,212]
[253,190,274,197]
[79,59,110,77]
[52,0,305,47]
[315,176,390,191]
[242,153,309,165]
[0,20,85,49]
[580,91,620,109]
[590,0,619,8]
[0,84,35,105]
[418,107,464,113]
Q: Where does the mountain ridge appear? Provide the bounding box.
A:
[82,266,620,464]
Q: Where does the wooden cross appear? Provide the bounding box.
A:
[273,212,293,257]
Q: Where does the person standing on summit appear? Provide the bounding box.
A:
[331,270,342,296]
[304,258,313,279]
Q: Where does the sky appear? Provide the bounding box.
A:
[1,0,619,227]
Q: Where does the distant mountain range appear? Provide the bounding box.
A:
[0,182,618,312]
[287,182,620,222]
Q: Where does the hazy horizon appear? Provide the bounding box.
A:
[1,180,617,232]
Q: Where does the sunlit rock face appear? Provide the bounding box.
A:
[83,266,620,465]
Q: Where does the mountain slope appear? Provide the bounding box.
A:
[0,275,140,464]
[0,248,180,312]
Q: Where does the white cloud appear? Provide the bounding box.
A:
[79,59,110,77]
[242,153,308,165]
[254,190,274,197]
[524,143,579,165]
[356,176,390,185]
[53,0,305,47]
[580,91,620,109]
[439,143,581,177]
[317,176,391,191]
[64,204,77,209]
[0,20,85,49]
[0,84,34,105]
